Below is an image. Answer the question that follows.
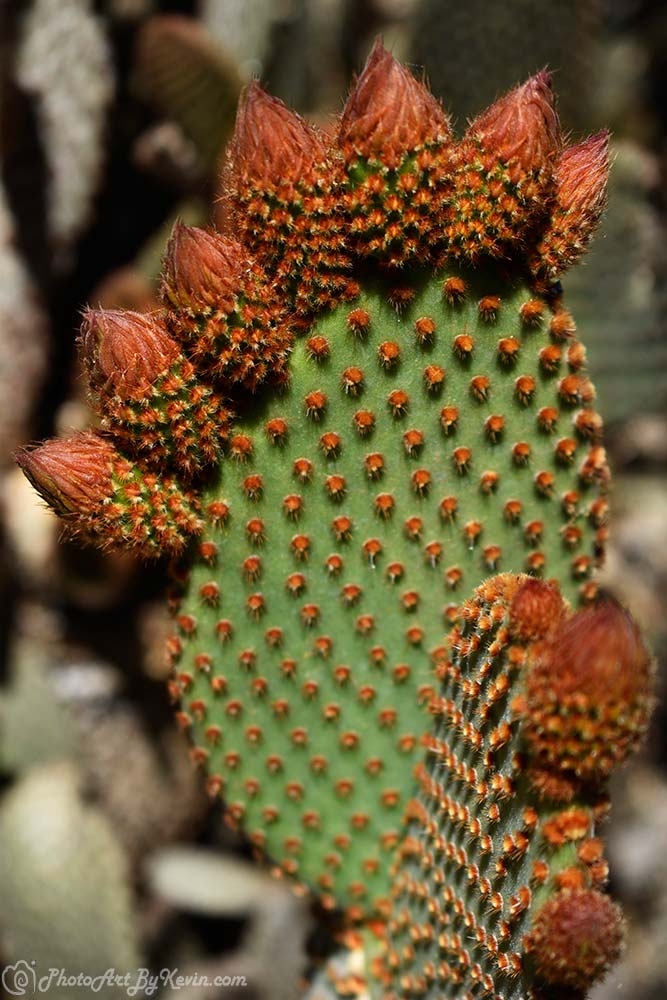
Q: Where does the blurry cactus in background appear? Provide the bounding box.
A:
[566,142,667,422]
[132,16,242,183]
[201,0,279,78]
[411,0,601,131]
[0,183,48,458]
[0,764,142,994]
[16,0,114,265]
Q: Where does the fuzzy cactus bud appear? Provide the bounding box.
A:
[17,433,202,556]
[161,222,248,313]
[528,889,624,990]
[339,39,449,166]
[337,40,452,266]
[467,70,561,172]
[160,222,292,390]
[532,130,610,279]
[16,432,116,518]
[555,130,610,219]
[82,307,233,474]
[508,577,565,641]
[221,85,353,315]
[521,600,654,780]
[446,71,561,262]
[82,309,179,396]
[229,81,328,189]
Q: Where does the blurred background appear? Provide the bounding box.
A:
[0,1,665,998]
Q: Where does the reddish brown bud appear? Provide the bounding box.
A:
[82,309,179,396]
[160,220,292,390]
[16,432,202,555]
[16,432,115,518]
[538,600,651,705]
[531,130,610,277]
[339,39,449,165]
[161,221,248,312]
[468,70,560,170]
[522,600,654,780]
[509,578,565,641]
[528,890,624,990]
[554,130,610,224]
[229,81,327,187]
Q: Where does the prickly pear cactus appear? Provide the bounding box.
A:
[385,574,652,999]
[17,41,653,999]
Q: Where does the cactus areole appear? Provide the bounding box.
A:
[18,41,654,1000]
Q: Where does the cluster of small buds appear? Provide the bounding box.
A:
[385,574,652,998]
[18,41,611,558]
[218,39,609,296]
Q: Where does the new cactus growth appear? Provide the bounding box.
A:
[386,575,651,998]
[17,41,653,998]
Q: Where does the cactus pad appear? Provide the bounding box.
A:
[384,573,651,998]
[172,267,607,916]
[16,40,654,998]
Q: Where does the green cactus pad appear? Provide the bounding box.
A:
[172,266,605,916]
